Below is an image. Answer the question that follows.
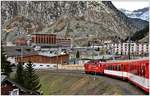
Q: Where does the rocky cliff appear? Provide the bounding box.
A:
[1,1,148,46]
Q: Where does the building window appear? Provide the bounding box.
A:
[40,65,43,66]
[16,48,21,51]
[26,48,31,51]
[46,65,50,67]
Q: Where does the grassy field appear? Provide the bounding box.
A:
[36,70,123,95]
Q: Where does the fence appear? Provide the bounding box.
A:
[58,64,84,70]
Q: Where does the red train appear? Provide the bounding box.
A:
[84,59,149,93]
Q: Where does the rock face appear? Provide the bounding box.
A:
[1,1,149,46]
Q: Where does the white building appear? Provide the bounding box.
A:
[107,42,149,55]
[6,42,16,46]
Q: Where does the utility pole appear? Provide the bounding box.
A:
[92,41,96,80]
[21,46,23,62]
[128,25,131,60]
[128,36,131,60]
[57,46,59,72]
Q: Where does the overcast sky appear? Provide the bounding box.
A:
[112,1,149,11]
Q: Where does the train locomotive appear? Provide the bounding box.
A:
[84,59,149,93]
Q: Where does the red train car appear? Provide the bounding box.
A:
[84,59,149,93]
[84,60,100,74]
[127,59,149,93]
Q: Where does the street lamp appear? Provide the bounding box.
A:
[92,41,96,80]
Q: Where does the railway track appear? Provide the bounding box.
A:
[37,69,147,95]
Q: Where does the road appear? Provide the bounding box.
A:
[38,69,147,95]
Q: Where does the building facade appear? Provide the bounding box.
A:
[107,43,149,55]
[1,75,39,95]
[16,38,27,46]
[56,38,71,47]
[32,34,56,45]
[16,54,70,69]
[31,34,71,48]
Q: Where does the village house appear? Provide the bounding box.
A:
[4,46,70,69]
[4,46,38,65]
[1,75,40,95]
[16,54,70,69]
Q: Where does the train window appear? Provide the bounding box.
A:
[117,66,119,71]
[107,66,109,70]
[122,65,124,71]
[135,65,138,75]
[114,66,116,70]
[114,66,115,70]
[110,66,112,70]
[112,66,114,70]
[142,65,145,77]
[118,65,120,71]
[137,66,140,76]
[115,66,117,70]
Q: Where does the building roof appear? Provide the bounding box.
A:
[1,75,7,84]
[1,74,40,95]
[32,33,56,36]
[3,46,38,57]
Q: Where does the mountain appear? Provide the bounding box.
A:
[1,1,149,46]
[120,7,149,21]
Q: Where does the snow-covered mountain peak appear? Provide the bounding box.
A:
[120,7,149,21]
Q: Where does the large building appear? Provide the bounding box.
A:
[31,34,56,47]
[16,38,27,46]
[16,54,70,69]
[31,34,71,48]
[56,38,71,47]
[4,46,38,64]
[106,42,149,55]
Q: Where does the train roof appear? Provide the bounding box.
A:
[100,58,149,64]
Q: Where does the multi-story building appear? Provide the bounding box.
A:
[16,38,27,46]
[107,42,149,55]
[31,34,71,48]
[16,54,70,69]
[31,34,56,47]
[56,38,71,47]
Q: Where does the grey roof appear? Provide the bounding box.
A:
[3,46,38,57]
[1,75,7,84]
[1,74,40,95]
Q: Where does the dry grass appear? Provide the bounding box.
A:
[36,70,124,95]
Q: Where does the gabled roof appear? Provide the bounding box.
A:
[3,46,38,57]
[1,75,40,95]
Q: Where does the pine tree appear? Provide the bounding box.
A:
[24,61,41,91]
[76,51,80,59]
[1,47,12,76]
[15,62,25,85]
